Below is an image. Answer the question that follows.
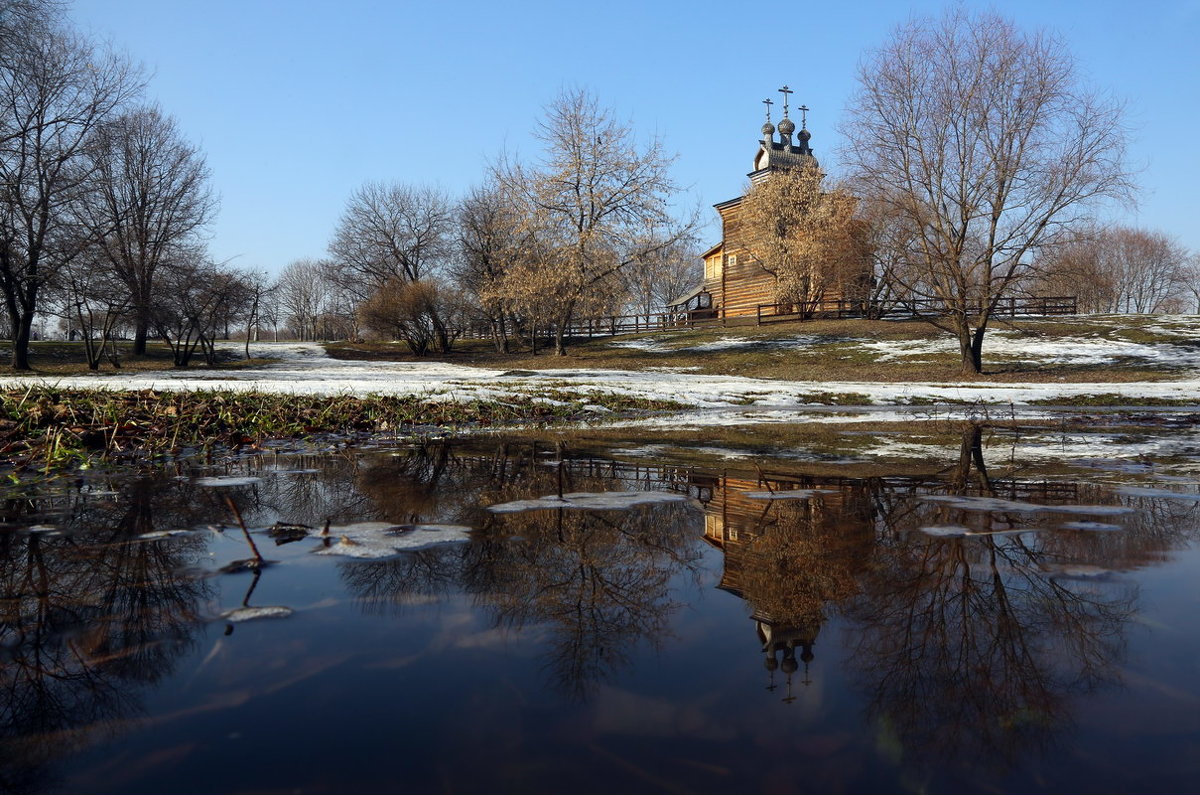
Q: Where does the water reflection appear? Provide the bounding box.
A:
[0,477,212,794]
[1,435,1198,792]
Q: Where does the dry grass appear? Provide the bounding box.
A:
[1,341,259,375]
[327,316,1195,383]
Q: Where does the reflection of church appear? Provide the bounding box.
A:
[698,470,876,702]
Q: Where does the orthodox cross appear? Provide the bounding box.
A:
[778,85,793,117]
[798,104,809,128]
[762,97,773,122]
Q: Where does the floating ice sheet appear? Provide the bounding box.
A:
[742,489,839,500]
[311,522,473,558]
[1116,486,1200,502]
[1047,564,1113,579]
[921,495,1135,514]
[137,529,195,540]
[1061,521,1124,531]
[488,491,692,513]
[220,606,293,622]
[195,476,263,487]
[920,525,971,537]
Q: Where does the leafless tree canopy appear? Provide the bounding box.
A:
[493,88,693,355]
[79,105,215,354]
[274,258,336,341]
[0,6,141,368]
[1034,225,1192,314]
[739,162,869,318]
[841,8,1134,372]
[452,183,529,352]
[618,236,701,317]
[328,181,454,301]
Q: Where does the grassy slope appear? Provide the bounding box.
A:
[327,315,1200,384]
[3,341,271,375]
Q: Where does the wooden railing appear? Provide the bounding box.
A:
[755,295,1078,325]
[458,295,1078,341]
[459,311,725,341]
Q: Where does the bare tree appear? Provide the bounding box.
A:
[275,258,334,341]
[328,181,453,301]
[151,255,253,366]
[453,183,526,352]
[1036,226,1190,314]
[618,235,701,317]
[53,248,130,369]
[0,13,141,369]
[841,8,1134,373]
[79,105,215,355]
[358,278,462,355]
[494,88,693,355]
[738,162,870,318]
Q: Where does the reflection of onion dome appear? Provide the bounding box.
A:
[781,656,798,675]
[764,656,778,671]
[778,117,796,137]
[798,127,811,143]
[761,122,775,137]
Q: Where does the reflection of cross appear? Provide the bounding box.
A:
[778,85,793,117]
[798,104,809,128]
[762,97,773,122]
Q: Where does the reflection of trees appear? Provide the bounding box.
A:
[714,426,1200,778]
[842,426,1141,778]
[845,532,1135,775]
[0,477,211,794]
[331,442,704,699]
[464,503,700,700]
[720,481,876,701]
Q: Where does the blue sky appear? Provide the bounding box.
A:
[71,0,1199,274]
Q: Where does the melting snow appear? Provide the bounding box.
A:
[310,522,474,558]
[195,476,263,487]
[220,606,294,622]
[742,489,840,500]
[1061,521,1124,531]
[920,525,971,537]
[488,491,693,513]
[1115,486,1200,502]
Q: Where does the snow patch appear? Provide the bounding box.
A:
[195,476,262,487]
[488,491,692,513]
[220,606,294,622]
[311,522,473,558]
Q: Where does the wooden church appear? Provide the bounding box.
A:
[671,88,869,320]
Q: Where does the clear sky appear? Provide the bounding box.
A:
[70,0,1199,275]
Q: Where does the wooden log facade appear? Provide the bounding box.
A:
[686,99,873,320]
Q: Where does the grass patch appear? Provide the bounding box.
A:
[1,341,252,375]
[1027,393,1198,407]
[0,386,684,472]
[326,315,1198,384]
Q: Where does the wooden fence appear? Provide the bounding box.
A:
[756,295,1078,325]
[460,295,1078,343]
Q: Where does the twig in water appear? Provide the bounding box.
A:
[224,495,263,563]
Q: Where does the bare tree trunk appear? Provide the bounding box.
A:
[133,320,149,355]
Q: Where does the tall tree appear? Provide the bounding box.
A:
[328,181,453,301]
[0,10,140,369]
[453,183,526,352]
[494,88,692,355]
[275,258,334,340]
[1035,226,1190,314]
[738,162,869,319]
[80,106,215,355]
[841,8,1134,373]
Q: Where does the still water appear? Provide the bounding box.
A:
[2,435,1199,794]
